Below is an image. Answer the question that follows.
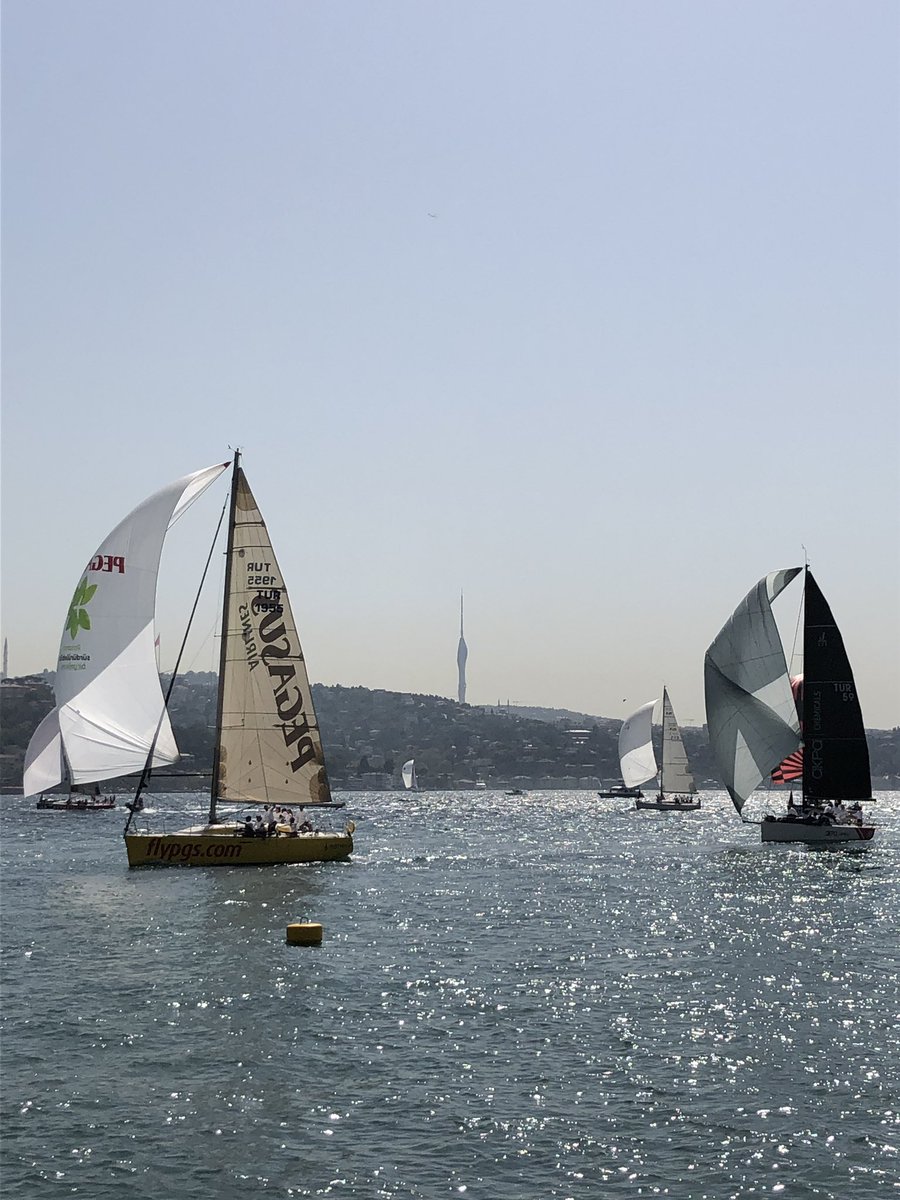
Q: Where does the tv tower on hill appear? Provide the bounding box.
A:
[456,592,468,704]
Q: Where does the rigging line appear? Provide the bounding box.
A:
[123,491,230,836]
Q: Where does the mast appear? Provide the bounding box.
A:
[209,450,241,824]
[659,686,668,798]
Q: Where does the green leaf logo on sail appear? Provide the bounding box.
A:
[66,578,98,640]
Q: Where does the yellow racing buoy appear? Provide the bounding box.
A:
[286,922,323,946]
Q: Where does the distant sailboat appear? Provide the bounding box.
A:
[704,566,875,844]
[35,783,117,812]
[401,759,417,791]
[638,690,700,810]
[598,702,652,797]
[616,692,700,811]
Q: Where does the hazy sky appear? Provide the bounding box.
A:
[2,1,898,729]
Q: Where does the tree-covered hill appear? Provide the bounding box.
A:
[2,673,898,793]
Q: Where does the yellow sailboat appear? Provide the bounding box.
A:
[124,452,352,867]
[124,451,353,867]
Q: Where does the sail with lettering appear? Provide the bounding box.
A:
[802,571,871,803]
[23,463,229,801]
[124,451,355,867]
[705,567,875,844]
[659,690,695,796]
[630,688,702,810]
[212,468,331,810]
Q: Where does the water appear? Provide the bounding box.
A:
[2,790,898,1199]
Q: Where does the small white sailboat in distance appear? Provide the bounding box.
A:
[636,689,700,810]
[616,699,657,798]
[401,759,417,791]
[618,691,700,811]
[598,702,655,797]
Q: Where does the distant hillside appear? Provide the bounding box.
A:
[2,674,898,792]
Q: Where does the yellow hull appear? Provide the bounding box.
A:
[125,825,353,868]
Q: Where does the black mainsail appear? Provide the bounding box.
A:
[801,570,872,803]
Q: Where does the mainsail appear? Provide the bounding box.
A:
[704,568,802,813]
[659,689,695,795]
[619,700,659,789]
[802,570,871,802]
[23,463,228,796]
[212,467,332,811]
[401,759,417,790]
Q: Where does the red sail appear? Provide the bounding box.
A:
[771,675,803,784]
[772,748,803,784]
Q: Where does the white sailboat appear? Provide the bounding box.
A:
[636,690,700,810]
[611,699,657,799]
[401,758,417,791]
[124,452,354,867]
[24,463,229,811]
[617,692,700,811]
[704,567,875,844]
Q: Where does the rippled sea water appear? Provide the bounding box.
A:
[2,790,898,1199]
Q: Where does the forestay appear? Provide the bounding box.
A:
[214,469,332,809]
[619,700,659,788]
[704,568,802,813]
[23,463,228,795]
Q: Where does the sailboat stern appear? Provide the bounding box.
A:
[124,826,353,868]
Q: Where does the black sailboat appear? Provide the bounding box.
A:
[705,566,876,845]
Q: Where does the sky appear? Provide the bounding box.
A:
[2,0,899,730]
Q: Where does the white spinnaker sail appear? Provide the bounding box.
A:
[619,699,659,788]
[215,469,332,808]
[22,709,64,796]
[659,689,694,794]
[401,759,416,790]
[22,462,229,795]
[704,568,802,813]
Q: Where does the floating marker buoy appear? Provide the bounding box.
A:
[287,922,323,946]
